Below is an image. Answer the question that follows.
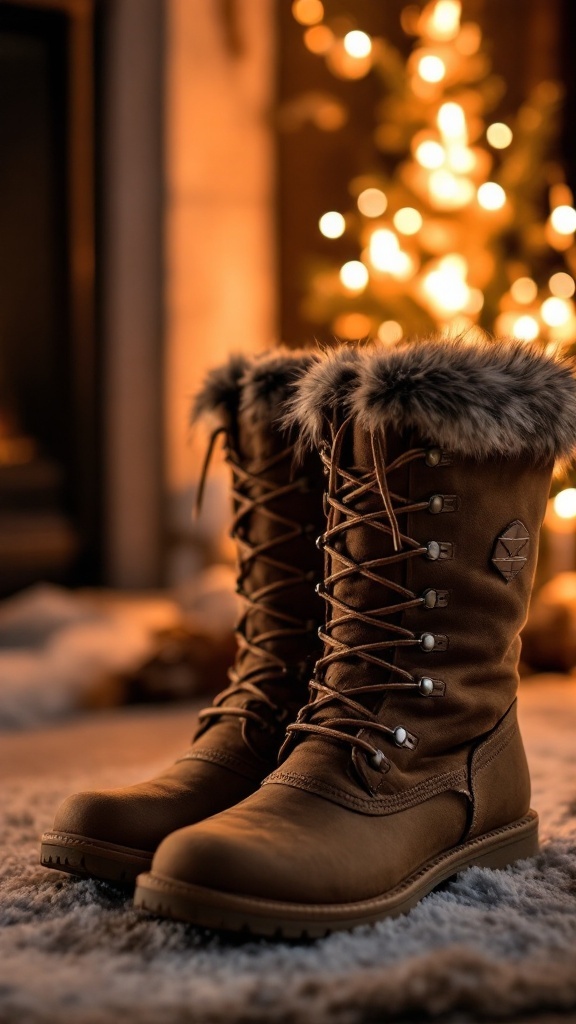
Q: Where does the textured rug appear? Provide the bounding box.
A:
[1,679,575,1024]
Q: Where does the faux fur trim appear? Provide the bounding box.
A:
[287,338,576,463]
[281,345,365,447]
[241,349,320,425]
[191,354,250,428]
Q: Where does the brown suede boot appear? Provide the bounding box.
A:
[134,338,576,935]
[40,351,324,884]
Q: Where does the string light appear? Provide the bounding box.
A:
[427,0,461,41]
[292,0,324,26]
[319,211,345,238]
[357,188,387,217]
[417,55,446,82]
[541,296,571,327]
[369,229,400,272]
[550,205,576,235]
[554,488,576,519]
[422,255,470,313]
[549,272,576,298]
[378,320,403,344]
[512,315,539,341]
[510,277,538,304]
[486,122,513,149]
[393,207,423,235]
[343,30,372,59]
[429,170,474,207]
[333,312,372,339]
[340,260,369,291]
[304,25,334,54]
[415,140,445,169]
[437,102,466,139]
[477,182,506,210]
[447,145,476,173]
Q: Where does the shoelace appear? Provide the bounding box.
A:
[195,427,317,741]
[281,415,433,771]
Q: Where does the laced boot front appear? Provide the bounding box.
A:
[135,338,576,936]
[40,351,325,884]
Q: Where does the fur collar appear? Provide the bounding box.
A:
[286,338,576,464]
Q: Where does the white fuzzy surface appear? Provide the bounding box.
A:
[1,680,575,1023]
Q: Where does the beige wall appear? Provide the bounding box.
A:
[165,0,277,580]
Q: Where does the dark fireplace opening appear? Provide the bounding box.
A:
[0,0,99,597]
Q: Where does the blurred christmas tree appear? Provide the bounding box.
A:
[291,0,576,350]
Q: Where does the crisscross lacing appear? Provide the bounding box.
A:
[195,427,317,740]
[282,415,434,768]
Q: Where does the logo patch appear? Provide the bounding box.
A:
[491,520,529,583]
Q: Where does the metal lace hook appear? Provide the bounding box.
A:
[371,428,403,553]
[194,425,228,518]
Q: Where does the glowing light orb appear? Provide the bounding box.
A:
[393,207,423,235]
[437,102,466,139]
[340,260,369,291]
[486,122,513,149]
[415,140,445,169]
[549,272,576,299]
[510,277,538,304]
[357,188,387,217]
[319,211,345,238]
[428,0,461,40]
[541,296,571,327]
[343,30,372,58]
[512,315,539,342]
[304,25,334,54]
[378,320,403,344]
[550,205,576,235]
[477,182,506,210]
[417,55,446,83]
[554,488,576,519]
[292,0,324,26]
[333,312,372,339]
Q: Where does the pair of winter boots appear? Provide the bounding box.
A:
[41,338,576,938]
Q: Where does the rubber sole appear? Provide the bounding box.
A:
[133,811,539,938]
[40,831,153,885]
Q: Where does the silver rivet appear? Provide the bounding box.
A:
[429,494,444,514]
[419,677,435,696]
[421,633,435,651]
[426,541,441,560]
[394,726,408,746]
[315,535,324,550]
[369,749,385,770]
[422,589,437,608]
[426,448,442,467]
[315,582,322,594]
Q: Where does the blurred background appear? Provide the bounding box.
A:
[2,0,576,726]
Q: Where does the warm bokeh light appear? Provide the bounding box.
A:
[549,272,576,299]
[340,260,369,291]
[550,205,576,235]
[377,320,403,344]
[427,0,461,40]
[512,315,539,342]
[319,211,345,238]
[417,54,446,83]
[304,25,334,54]
[486,122,513,149]
[429,170,474,207]
[333,312,372,339]
[455,21,482,55]
[422,255,470,313]
[477,182,506,210]
[541,296,572,327]
[437,102,466,139]
[292,0,324,26]
[510,277,538,304]
[415,139,445,169]
[343,30,372,59]
[393,207,423,235]
[369,229,399,271]
[357,188,388,217]
[466,288,484,315]
[554,488,576,519]
[447,145,476,173]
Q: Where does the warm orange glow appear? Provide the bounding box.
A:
[422,255,470,313]
[417,54,446,82]
[477,182,506,210]
[340,260,369,291]
[304,25,334,54]
[343,31,372,58]
[549,272,576,299]
[429,170,474,208]
[292,0,324,26]
[550,205,576,235]
[541,297,572,327]
[455,22,481,55]
[357,188,387,217]
[486,122,513,149]
[333,312,372,339]
[510,277,538,304]
[512,315,539,342]
[415,140,445,169]
[377,320,403,344]
[554,488,576,519]
[393,207,423,235]
[427,0,461,41]
[319,211,345,238]
[437,102,466,139]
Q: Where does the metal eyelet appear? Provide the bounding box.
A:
[426,541,441,560]
[428,494,444,514]
[421,633,435,651]
[315,534,324,550]
[418,676,434,696]
[368,749,386,770]
[425,448,442,467]
[315,582,323,594]
[393,726,408,746]
[422,588,437,608]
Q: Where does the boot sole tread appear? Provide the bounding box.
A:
[40,831,153,885]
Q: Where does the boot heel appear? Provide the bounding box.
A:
[469,815,539,872]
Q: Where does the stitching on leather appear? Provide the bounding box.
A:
[178,748,264,781]
[42,833,152,857]
[144,812,537,915]
[263,766,468,814]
